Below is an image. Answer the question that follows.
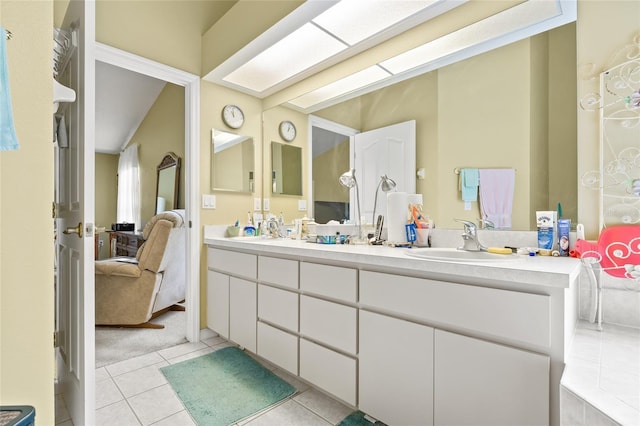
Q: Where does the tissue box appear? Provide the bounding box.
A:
[315,223,358,239]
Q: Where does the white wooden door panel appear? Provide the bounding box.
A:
[354,120,416,223]
[56,2,95,424]
[207,271,229,338]
[229,277,257,352]
[359,310,434,425]
[434,330,549,425]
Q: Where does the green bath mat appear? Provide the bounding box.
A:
[161,346,295,425]
[338,411,386,426]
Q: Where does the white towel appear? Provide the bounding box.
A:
[478,169,515,229]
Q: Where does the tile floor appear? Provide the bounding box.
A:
[55,329,356,426]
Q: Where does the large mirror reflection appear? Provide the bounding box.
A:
[155,152,180,214]
[271,141,303,196]
[290,23,577,231]
[211,129,255,193]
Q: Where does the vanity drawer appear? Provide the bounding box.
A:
[359,270,550,347]
[208,247,257,280]
[300,295,356,354]
[257,322,298,375]
[258,284,298,332]
[300,262,357,302]
[258,256,298,289]
[300,338,356,406]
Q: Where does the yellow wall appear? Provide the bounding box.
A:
[95,153,118,259]
[125,83,185,226]
[262,105,308,221]
[313,140,350,203]
[0,1,55,424]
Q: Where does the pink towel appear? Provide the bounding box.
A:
[478,169,515,229]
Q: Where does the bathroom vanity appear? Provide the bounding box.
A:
[204,234,581,426]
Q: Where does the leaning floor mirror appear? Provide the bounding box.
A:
[156,152,180,214]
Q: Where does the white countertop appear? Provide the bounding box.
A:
[204,231,581,290]
[562,320,640,425]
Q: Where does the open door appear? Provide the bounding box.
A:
[354,120,416,224]
[55,1,96,424]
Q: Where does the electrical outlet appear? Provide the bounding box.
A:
[263,198,270,211]
[254,197,262,211]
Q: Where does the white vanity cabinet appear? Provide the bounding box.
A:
[206,248,257,351]
[434,329,549,425]
[359,270,552,426]
[256,256,299,375]
[359,310,434,425]
[299,262,358,406]
[205,238,578,426]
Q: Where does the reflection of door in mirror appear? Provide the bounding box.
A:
[311,127,351,224]
[156,152,180,214]
[271,141,302,196]
[211,129,255,193]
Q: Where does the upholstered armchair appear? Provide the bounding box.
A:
[95,210,186,328]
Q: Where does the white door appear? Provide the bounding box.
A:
[354,120,416,225]
[56,1,96,424]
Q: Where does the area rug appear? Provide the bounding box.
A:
[161,346,296,425]
[338,411,386,426]
[95,310,187,367]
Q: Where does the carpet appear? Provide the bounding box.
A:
[95,310,187,367]
[161,346,296,425]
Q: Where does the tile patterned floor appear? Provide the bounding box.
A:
[55,329,355,426]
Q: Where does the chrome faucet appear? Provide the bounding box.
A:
[455,219,486,252]
[266,218,283,238]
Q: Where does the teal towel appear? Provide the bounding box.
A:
[460,168,479,202]
[0,27,19,151]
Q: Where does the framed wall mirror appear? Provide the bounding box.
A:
[211,128,255,193]
[156,152,180,214]
[271,141,302,196]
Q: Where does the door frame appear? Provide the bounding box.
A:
[94,43,201,342]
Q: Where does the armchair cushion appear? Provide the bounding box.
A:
[95,261,142,278]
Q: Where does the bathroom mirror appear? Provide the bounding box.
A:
[263,23,578,231]
[211,129,255,193]
[155,152,180,214]
[271,141,302,196]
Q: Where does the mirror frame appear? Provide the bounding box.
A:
[155,152,181,214]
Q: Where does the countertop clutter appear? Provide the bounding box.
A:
[204,230,581,290]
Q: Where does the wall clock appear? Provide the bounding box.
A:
[222,104,244,129]
[279,120,297,142]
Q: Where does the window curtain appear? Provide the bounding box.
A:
[117,144,141,231]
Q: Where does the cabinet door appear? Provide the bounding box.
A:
[300,338,356,406]
[207,271,229,339]
[229,277,257,352]
[359,310,434,425]
[434,330,549,426]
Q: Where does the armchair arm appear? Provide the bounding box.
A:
[95,260,142,278]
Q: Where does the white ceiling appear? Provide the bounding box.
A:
[95,61,166,154]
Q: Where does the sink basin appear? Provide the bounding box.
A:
[406,248,518,262]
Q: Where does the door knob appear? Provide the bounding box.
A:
[63,222,83,238]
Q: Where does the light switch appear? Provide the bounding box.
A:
[263,198,270,211]
[202,194,216,209]
[298,199,307,211]
[254,197,262,211]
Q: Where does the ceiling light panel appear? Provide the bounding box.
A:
[223,23,348,93]
[289,65,391,109]
[313,0,438,46]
